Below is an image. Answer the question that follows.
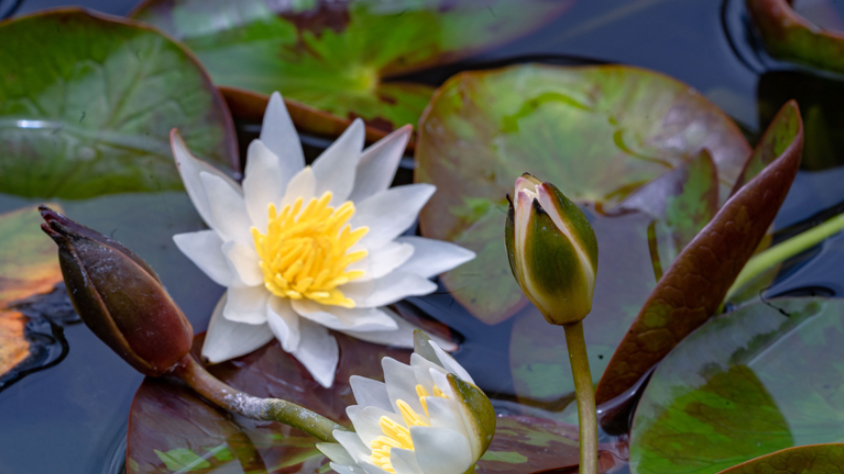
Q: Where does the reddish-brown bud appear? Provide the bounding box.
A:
[40,206,193,376]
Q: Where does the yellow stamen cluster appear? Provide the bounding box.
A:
[251,191,368,307]
[371,384,449,473]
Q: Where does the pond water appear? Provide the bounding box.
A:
[2,1,844,473]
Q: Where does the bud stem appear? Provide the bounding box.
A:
[173,354,346,442]
[563,321,598,474]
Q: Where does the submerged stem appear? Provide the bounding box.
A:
[172,354,345,442]
[563,321,598,474]
[727,210,844,299]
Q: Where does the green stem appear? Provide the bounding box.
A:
[563,321,598,474]
[727,211,844,300]
[173,354,345,442]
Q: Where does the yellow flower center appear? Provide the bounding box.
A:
[251,191,369,308]
[371,384,449,473]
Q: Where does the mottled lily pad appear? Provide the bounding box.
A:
[0,206,66,386]
[716,444,844,474]
[747,0,844,75]
[595,101,803,405]
[0,9,237,199]
[415,63,750,324]
[131,0,572,133]
[629,298,844,474]
[128,333,607,474]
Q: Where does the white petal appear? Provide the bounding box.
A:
[312,119,365,204]
[292,299,398,331]
[339,308,456,352]
[170,130,240,229]
[260,92,305,186]
[200,172,252,244]
[348,125,412,202]
[424,397,471,455]
[347,404,402,447]
[173,231,233,286]
[410,353,441,392]
[383,358,427,419]
[334,430,372,465]
[201,294,274,363]
[430,340,474,385]
[348,242,415,282]
[390,448,424,474]
[429,370,454,399]
[410,427,474,474]
[341,272,437,308]
[224,286,270,325]
[395,237,475,279]
[280,165,317,207]
[267,297,301,352]
[354,184,435,249]
[292,319,339,387]
[317,442,355,466]
[331,463,368,474]
[222,241,263,287]
[350,375,392,411]
[243,140,286,232]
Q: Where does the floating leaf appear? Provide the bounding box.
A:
[747,0,844,75]
[0,9,237,199]
[416,64,751,324]
[716,444,844,474]
[629,298,844,474]
[0,205,65,384]
[595,101,803,405]
[130,0,571,133]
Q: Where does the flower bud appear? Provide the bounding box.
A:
[505,174,599,325]
[40,206,193,376]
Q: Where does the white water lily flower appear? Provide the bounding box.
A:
[170,93,475,387]
[317,332,495,474]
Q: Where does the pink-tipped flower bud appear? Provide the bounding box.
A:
[505,174,599,326]
[40,206,193,376]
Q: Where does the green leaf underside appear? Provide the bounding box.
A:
[131,0,571,132]
[416,64,750,324]
[716,444,844,474]
[0,10,236,199]
[629,297,844,474]
[128,333,587,474]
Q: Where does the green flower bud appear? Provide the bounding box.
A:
[40,206,193,376]
[505,174,599,325]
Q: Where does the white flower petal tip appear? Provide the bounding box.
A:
[171,91,474,388]
[332,336,494,474]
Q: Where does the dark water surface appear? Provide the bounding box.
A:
[3,1,844,473]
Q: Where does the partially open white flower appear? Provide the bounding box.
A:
[318,332,495,474]
[170,93,475,387]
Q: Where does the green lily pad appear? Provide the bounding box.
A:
[0,9,237,199]
[629,297,844,474]
[416,63,751,324]
[716,444,844,474]
[747,0,844,75]
[131,0,572,133]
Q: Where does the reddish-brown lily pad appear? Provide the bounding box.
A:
[128,332,610,474]
[747,0,844,75]
[415,63,751,324]
[0,205,65,381]
[595,101,803,405]
[716,444,844,474]
[131,0,572,134]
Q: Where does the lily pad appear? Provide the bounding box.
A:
[0,9,237,199]
[0,205,66,385]
[716,444,844,474]
[629,298,844,474]
[415,64,751,324]
[128,332,612,474]
[595,101,803,405]
[130,0,572,133]
[747,0,844,75]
